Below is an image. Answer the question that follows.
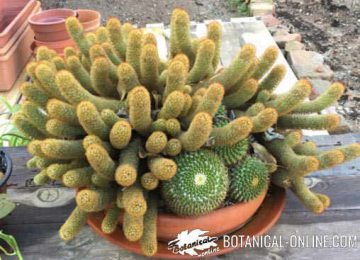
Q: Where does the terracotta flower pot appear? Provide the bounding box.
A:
[0,0,36,48]
[28,8,76,42]
[88,186,286,259]
[0,150,13,193]
[76,9,101,33]
[118,189,268,242]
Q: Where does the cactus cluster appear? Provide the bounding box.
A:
[15,8,360,256]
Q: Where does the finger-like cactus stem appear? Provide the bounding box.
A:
[271,169,292,188]
[47,99,79,125]
[126,29,143,75]
[34,169,49,185]
[59,207,89,241]
[47,161,86,180]
[256,90,272,103]
[140,44,160,92]
[140,197,158,257]
[165,119,181,137]
[86,144,116,180]
[258,64,286,92]
[266,79,312,116]
[83,135,117,157]
[36,46,56,61]
[337,143,360,161]
[141,172,159,190]
[95,26,110,43]
[179,112,213,151]
[151,119,167,132]
[317,150,345,170]
[66,17,90,57]
[56,70,124,111]
[115,138,141,186]
[41,139,85,159]
[209,44,256,92]
[52,56,66,70]
[266,139,319,175]
[246,102,265,116]
[148,157,177,180]
[293,142,318,156]
[158,91,185,119]
[284,131,303,147]
[46,119,85,138]
[251,108,278,133]
[20,82,49,107]
[293,82,345,113]
[163,61,187,102]
[76,188,115,212]
[13,113,46,140]
[145,131,168,154]
[101,42,121,65]
[63,167,94,188]
[223,78,258,109]
[164,138,182,156]
[90,57,117,97]
[101,205,121,234]
[210,117,253,147]
[77,101,110,140]
[109,120,132,149]
[35,64,64,99]
[117,63,140,100]
[101,109,121,127]
[123,212,143,241]
[251,46,278,80]
[123,185,147,217]
[277,114,340,130]
[180,94,192,117]
[291,176,325,214]
[22,101,48,133]
[128,86,153,134]
[207,21,222,70]
[91,173,111,188]
[187,39,215,83]
[106,17,126,60]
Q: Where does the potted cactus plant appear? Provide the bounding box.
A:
[13,8,360,259]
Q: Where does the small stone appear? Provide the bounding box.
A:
[288,50,334,80]
[285,40,305,52]
[308,79,332,99]
[261,15,281,27]
[273,33,302,48]
[249,3,275,16]
[268,24,289,35]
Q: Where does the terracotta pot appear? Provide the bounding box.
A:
[118,189,268,242]
[88,186,286,259]
[76,9,101,32]
[28,8,76,42]
[0,2,40,91]
[0,0,36,48]
[34,37,76,55]
[0,150,13,193]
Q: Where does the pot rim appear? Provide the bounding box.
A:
[76,9,101,25]
[0,150,13,189]
[28,8,76,26]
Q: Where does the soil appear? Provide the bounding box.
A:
[274,0,360,131]
[42,0,359,131]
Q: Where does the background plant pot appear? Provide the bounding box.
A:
[88,186,286,259]
[117,188,268,242]
[0,0,36,48]
[0,150,13,194]
[76,9,101,33]
[28,8,76,42]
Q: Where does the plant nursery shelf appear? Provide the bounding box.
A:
[2,132,360,259]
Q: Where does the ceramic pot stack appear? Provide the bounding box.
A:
[0,0,41,91]
[29,9,101,57]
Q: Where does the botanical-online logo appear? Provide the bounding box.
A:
[168,229,220,257]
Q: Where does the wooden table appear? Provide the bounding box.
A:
[2,133,359,259]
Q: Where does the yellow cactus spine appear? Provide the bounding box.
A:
[337,143,360,161]
[267,79,312,116]
[140,197,158,257]
[164,138,182,156]
[20,82,49,108]
[95,26,110,43]
[101,109,121,127]
[52,56,66,70]
[245,102,265,116]
[277,114,340,130]
[163,61,187,102]
[59,207,89,241]
[109,120,132,149]
[115,138,141,187]
[223,78,259,109]
[86,144,116,180]
[140,44,160,92]
[13,113,46,139]
[165,119,181,137]
[293,142,318,156]
[317,150,345,170]
[77,101,110,140]
[145,131,168,154]
[47,161,86,180]
[179,112,213,151]
[35,63,64,99]
[126,29,143,75]
[62,167,94,188]
[65,55,95,93]
[284,131,303,147]
[33,169,49,185]
[128,86,153,134]
[158,91,186,119]
[101,42,121,65]
[148,157,177,180]
[123,212,144,241]
[293,82,345,113]
[21,101,48,133]
[187,39,215,83]
[90,57,117,97]
[46,119,85,138]
[117,62,140,100]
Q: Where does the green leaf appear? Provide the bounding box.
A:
[0,194,16,219]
